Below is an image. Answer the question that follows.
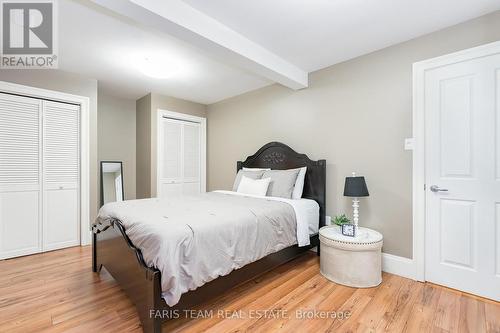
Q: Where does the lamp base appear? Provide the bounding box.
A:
[352,197,359,229]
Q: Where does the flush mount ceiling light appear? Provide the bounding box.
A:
[134,54,187,79]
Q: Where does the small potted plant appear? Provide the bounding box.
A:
[331,214,351,226]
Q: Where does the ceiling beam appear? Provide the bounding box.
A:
[91,0,308,89]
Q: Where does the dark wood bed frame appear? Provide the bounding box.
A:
[92,142,326,333]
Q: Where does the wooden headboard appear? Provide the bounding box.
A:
[237,142,326,229]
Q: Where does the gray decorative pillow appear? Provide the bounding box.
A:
[232,169,266,191]
[262,169,300,199]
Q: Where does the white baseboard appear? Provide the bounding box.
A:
[382,253,416,280]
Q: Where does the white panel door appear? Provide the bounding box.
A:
[0,93,42,259]
[158,118,202,198]
[425,53,500,301]
[42,100,80,251]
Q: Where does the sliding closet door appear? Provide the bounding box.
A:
[0,93,42,259]
[158,117,202,198]
[42,101,80,251]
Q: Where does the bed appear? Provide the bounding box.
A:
[92,142,326,333]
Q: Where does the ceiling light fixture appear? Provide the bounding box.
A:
[134,54,187,79]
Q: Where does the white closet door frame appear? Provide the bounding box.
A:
[0,81,91,246]
[156,109,206,196]
[412,41,500,281]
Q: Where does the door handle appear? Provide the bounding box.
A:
[430,185,448,192]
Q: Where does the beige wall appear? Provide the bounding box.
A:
[0,69,99,225]
[98,92,136,200]
[136,94,152,199]
[136,93,207,198]
[207,11,500,259]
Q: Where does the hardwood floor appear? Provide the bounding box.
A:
[0,246,499,333]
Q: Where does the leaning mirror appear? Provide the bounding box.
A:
[100,161,124,207]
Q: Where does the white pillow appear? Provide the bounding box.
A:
[237,175,271,196]
[292,167,307,199]
[242,167,271,171]
[232,169,266,191]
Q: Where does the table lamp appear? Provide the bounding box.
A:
[343,172,369,231]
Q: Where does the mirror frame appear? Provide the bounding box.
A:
[100,161,125,207]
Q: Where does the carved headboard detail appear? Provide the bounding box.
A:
[262,151,286,164]
[237,142,326,229]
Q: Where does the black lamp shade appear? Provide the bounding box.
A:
[343,176,369,197]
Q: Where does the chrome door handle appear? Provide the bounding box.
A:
[430,185,448,192]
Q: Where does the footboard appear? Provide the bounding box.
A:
[93,220,163,332]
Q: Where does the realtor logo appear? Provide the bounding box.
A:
[1,0,58,68]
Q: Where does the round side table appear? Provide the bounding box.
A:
[319,226,383,288]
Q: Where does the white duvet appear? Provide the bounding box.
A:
[214,190,318,246]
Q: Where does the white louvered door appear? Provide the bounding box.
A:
[0,93,42,259]
[0,93,80,259]
[158,118,202,198]
[182,122,201,195]
[159,119,183,198]
[42,101,80,251]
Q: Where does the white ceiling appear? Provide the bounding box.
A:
[182,0,500,72]
[58,0,500,104]
[59,0,270,104]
